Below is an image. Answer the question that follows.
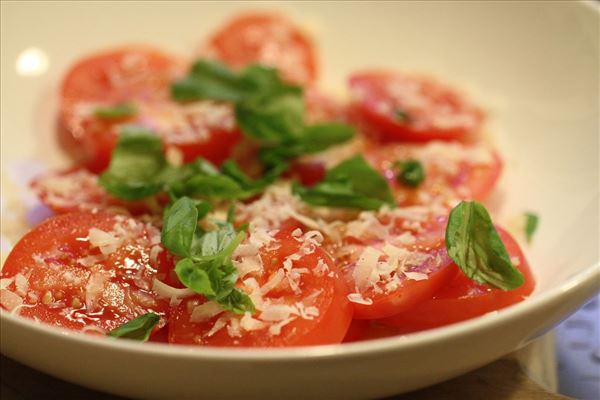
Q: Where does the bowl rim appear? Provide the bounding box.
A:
[2,262,598,361]
[1,0,599,364]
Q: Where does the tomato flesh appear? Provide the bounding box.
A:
[349,71,484,142]
[203,12,317,84]
[168,228,353,346]
[0,212,173,333]
[382,227,535,332]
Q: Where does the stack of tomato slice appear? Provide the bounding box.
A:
[0,12,534,346]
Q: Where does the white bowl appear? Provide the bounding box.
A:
[1,1,599,398]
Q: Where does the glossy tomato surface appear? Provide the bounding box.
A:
[382,227,535,332]
[168,229,353,346]
[0,212,172,334]
[203,12,317,84]
[349,71,484,142]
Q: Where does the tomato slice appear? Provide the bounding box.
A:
[349,71,484,142]
[0,212,173,334]
[203,12,317,84]
[382,227,535,333]
[364,140,502,206]
[342,319,401,343]
[328,210,455,320]
[60,47,241,172]
[168,228,353,347]
[30,168,162,215]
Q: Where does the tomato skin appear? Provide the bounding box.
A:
[203,12,317,84]
[0,212,172,333]
[168,229,353,347]
[381,227,535,332]
[349,71,484,142]
[60,47,241,173]
[287,160,326,187]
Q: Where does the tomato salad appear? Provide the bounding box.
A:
[0,12,535,346]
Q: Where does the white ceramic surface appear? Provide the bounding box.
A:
[1,1,599,399]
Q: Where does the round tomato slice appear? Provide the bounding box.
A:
[0,212,173,334]
[30,168,162,215]
[329,210,455,320]
[342,319,401,343]
[60,47,241,172]
[203,12,317,84]
[168,228,353,347]
[349,71,484,142]
[364,140,502,206]
[382,227,535,333]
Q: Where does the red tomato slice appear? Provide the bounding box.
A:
[203,12,317,84]
[364,140,502,206]
[0,212,173,334]
[30,168,161,215]
[168,228,353,347]
[349,71,484,142]
[342,319,401,343]
[382,227,535,333]
[60,47,241,172]
[329,211,455,320]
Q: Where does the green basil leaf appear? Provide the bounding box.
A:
[191,222,237,257]
[99,126,166,200]
[295,155,394,210]
[220,288,256,314]
[181,175,249,200]
[175,258,216,297]
[161,197,200,257]
[94,103,137,119]
[394,159,425,187]
[235,86,304,145]
[171,59,249,102]
[107,313,160,341]
[221,159,286,193]
[524,212,539,243]
[299,123,355,153]
[445,201,525,290]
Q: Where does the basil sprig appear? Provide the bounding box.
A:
[172,59,354,168]
[161,197,254,314]
[107,312,160,341]
[293,155,395,210]
[99,129,276,202]
[445,201,525,290]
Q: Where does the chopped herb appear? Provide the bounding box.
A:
[171,59,354,169]
[445,201,524,290]
[94,103,137,119]
[99,126,166,200]
[162,197,255,314]
[107,313,160,341]
[524,212,539,243]
[293,155,395,210]
[394,108,412,123]
[394,159,425,187]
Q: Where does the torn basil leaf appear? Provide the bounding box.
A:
[293,155,395,210]
[524,212,539,243]
[107,313,160,341]
[445,201,525,290]
[99,126,166,200]
[94,103,137,119]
